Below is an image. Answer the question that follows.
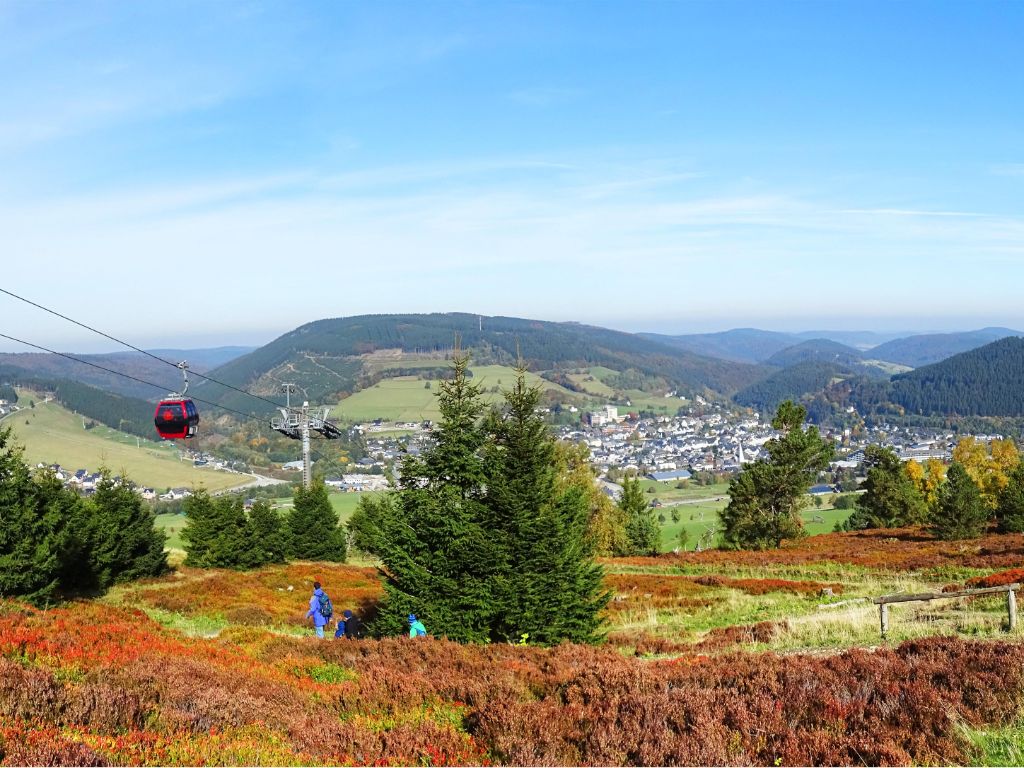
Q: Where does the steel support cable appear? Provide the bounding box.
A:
[0,286,284,410]
[0,332,256,420]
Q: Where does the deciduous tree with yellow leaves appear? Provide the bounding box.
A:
[952,437,1019,509]
[904,457,947,508]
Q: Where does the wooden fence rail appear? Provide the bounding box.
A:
[871,583,1019,638]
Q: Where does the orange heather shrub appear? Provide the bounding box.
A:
[606,631,697,656]
[965,566,1024,589]
[695,621,788,651]
[693,575,843,596]
[608,528,1024,572]
[4,598,1024,765]
[604,573,714,613]
[127,563,384,626]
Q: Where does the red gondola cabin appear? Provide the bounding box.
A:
[154,398,199,439]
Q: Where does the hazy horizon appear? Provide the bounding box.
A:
[2,311,1021,357]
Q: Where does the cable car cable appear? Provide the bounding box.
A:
[0,286,285,410]
[0,332,256,421]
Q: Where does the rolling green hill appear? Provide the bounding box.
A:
[334,365,577,422]
[196,313,770,412]
[333,363,690,422]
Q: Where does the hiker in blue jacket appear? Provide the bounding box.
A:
[408,613,427,638]
[306,581,332,638]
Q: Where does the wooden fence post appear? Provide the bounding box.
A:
[873,583,1020,639]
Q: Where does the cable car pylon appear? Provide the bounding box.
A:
[270,383,343,488]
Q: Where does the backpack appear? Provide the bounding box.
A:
[317,592,333,620]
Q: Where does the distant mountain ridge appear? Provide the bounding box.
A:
[6,318,1023,422]
[639,326,1024,370]
[765,339,865,368]
[869,328,1024,368]
[0,346,256,401]
[638,329,801,364]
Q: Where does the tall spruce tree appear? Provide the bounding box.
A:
[0,427,76,604]
[181,490,216,567]
[720,401,834,550]
[249,500,289,564]
[287,480,346,562]
[183,491,255,568]
[350,356,609,644]
[619,475,659,555]
[88,472,167,587]
[843,446,928,530]
[483,368,608,644]
[365,351,498,641]
[931,461,988,541]
[996,461,1024,533]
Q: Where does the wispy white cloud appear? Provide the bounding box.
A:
[3,154,1022,345]
[834,208,989,218]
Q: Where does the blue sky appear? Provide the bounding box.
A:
[1,0,1022,351]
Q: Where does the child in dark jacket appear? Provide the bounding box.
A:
[334,609,364,639]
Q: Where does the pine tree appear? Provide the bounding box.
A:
[930,462,988,541]
[349,356,610,644]
[181,490,217,567]
[88,472,167,587]
[997,461,1024,533]
[843,445,928,530]
[720,401,834,550]
[249,500,289,565]
[183,491,254,568]
[0,427,75,605]
[619,475,659,555]
[287,481,346,562]
[483,368,608,644]
[367,351,497,641]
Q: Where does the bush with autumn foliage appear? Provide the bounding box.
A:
[2,596,1024,766]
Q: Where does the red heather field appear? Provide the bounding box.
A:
[3,599,1024,766]
[3,528,1024,766]
[612,528,1024,571]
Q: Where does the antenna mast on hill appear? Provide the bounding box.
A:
[270,382,343,488]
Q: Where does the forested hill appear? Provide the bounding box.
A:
[637,329,800,364]
[863,337,1024,417]
[0,370,155,438]
[733,361,853,414]
[869,327,1024,368]
[199,313,770,410]
[766,339,864,368]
